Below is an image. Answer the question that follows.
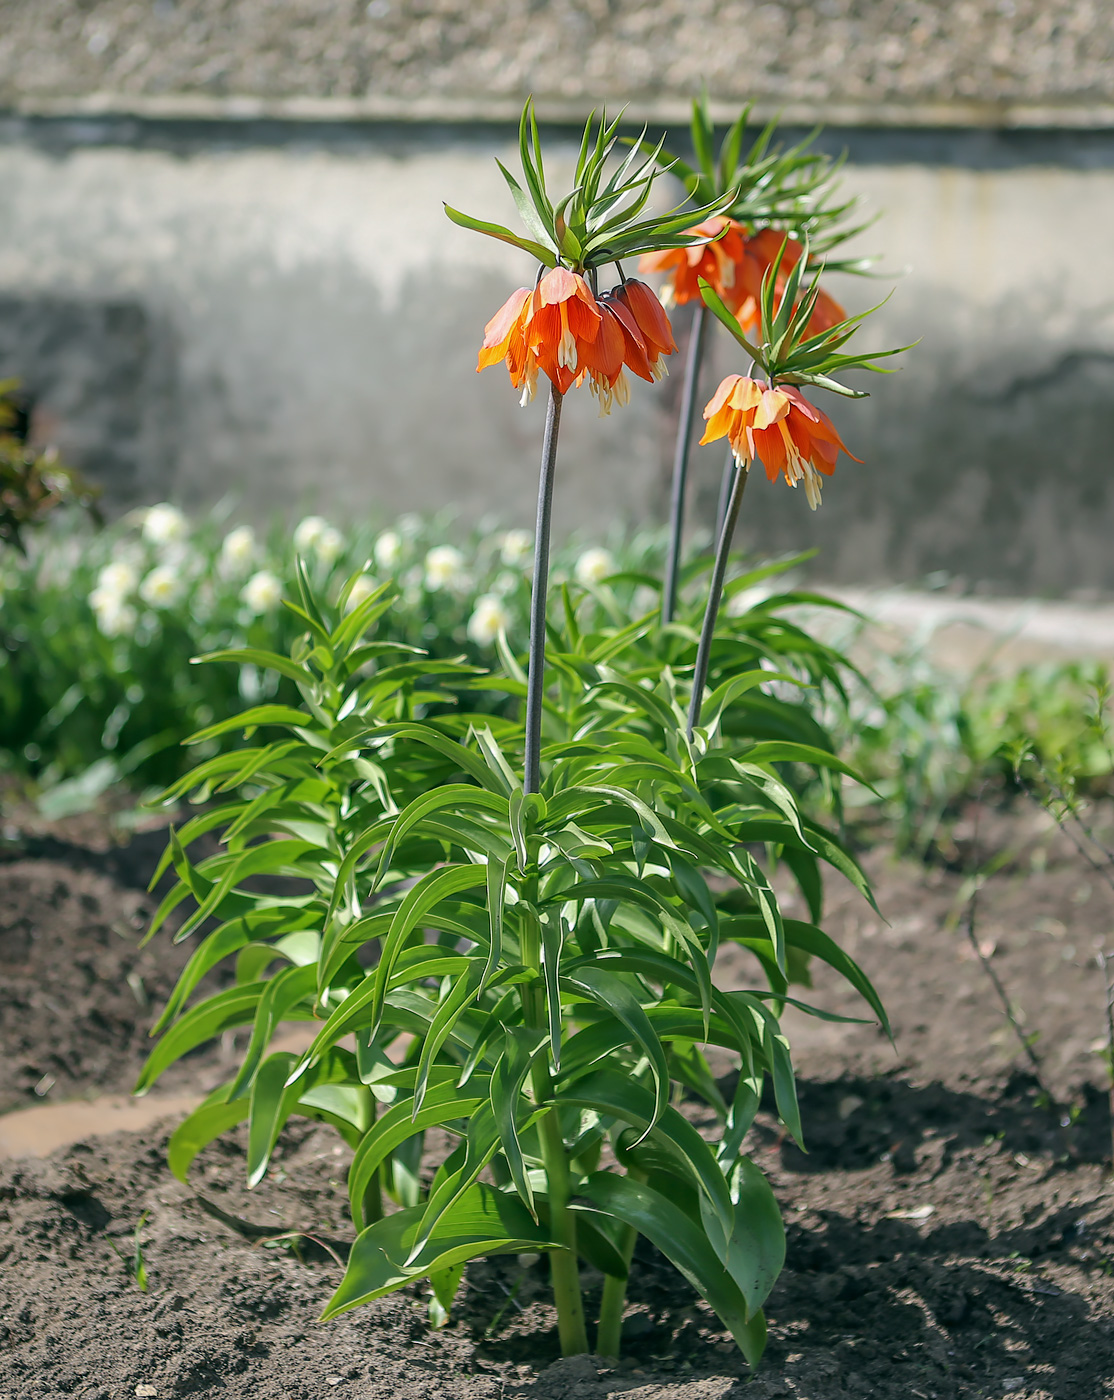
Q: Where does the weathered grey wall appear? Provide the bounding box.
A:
[697,155,1114,595]
[1,117,1112,592]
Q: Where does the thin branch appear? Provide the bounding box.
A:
[963,795,1049,1093]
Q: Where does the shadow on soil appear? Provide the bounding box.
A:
[754,1070,1113,1171]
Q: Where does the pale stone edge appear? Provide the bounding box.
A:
[3,91,1114,130]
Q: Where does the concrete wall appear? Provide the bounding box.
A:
[1,116,1112,593]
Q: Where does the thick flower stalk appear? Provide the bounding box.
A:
[686,243,910,738]
[637,96,868,623]
[449,98,735,1358]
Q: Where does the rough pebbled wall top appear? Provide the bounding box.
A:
[0,0,1109,128]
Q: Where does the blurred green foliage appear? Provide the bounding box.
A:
[3,503,1110,846]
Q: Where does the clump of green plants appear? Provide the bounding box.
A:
[824,628,1114,855]
[0,378,100,553]
[138,97,902,1363]
[0,504,855,806]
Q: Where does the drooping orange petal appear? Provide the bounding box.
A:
[727,378,765,414]
[537,266,581,306]
[620,280,677,357]
[703,374,747,421]
[604,294,655,382]
[578,304,626,385]
[751,423,787,481]
[477,287,532,371]
[752,387,791,430]
[481,286,531,348]
[699,404,738,446]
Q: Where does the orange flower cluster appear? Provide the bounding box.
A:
[639,217,844,341]
[477,269,676,412]
[699,375,859,511]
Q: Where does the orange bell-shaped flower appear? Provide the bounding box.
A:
[700,375,860,510]
[639,216,749,309]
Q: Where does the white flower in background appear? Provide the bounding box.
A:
[139,564,185,609]
[91,597,138,638]
[317,526,345,565]
[574,547,616,587]
[344,574,379,612]
[94,559,138,600]
[467,593,512,647]
[142,503,188,546]
[219,525,256,576]
[499,529,533,567]
[373,529,403,571]
[293,516,344,565]
[242,570,283,614]
[424,545,466,593]
[492,570,520,597]
[293,515,328,555]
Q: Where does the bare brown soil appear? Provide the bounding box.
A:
[1,802,1113,1399]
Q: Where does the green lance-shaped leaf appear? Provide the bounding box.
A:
[546,874,712,1034]
[561,966,669,1135]
[408,1099,539,1264]
[575,1173,767,1365]
[186,703,319,746]
[146,804,242,889]
[249,1049,372,1185]
[484,853,510,988]
[192,645,315,687]
[559,1003,746,1081]
[167,1086,251,1182]
[428,1262,466,1330]
[174,836,325,942]
[490,1027,546,1217]
[697,669,803,736]
[701,1156,785,1317]
[347,1077,490,1230]
[723,916,889,1034]
[413,960,487,1114]
[540,910,565,1070]
[296,864,488,1073]
[443,204,558,266]
[247,1050,305,1186]
[557,1068,733,1242]
[151,906,309,1033]
[134,982,275,1096]
[729,990,804,1147]
[374,785,509,888]
[321,1182,554,1320]
[228,963,318,1101]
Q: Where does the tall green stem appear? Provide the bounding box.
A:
[524,384,563,794]
[595,1216,640,1359]
[520,392,588,1354]
[519,888,589,1356]
[687,458,749,740]
[662,304,708,625]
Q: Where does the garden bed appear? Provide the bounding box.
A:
[1,804,1113,1399]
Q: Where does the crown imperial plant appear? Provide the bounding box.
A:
[140,96,904,1367]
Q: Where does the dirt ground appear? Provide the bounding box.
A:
[1,799,1113,1399]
